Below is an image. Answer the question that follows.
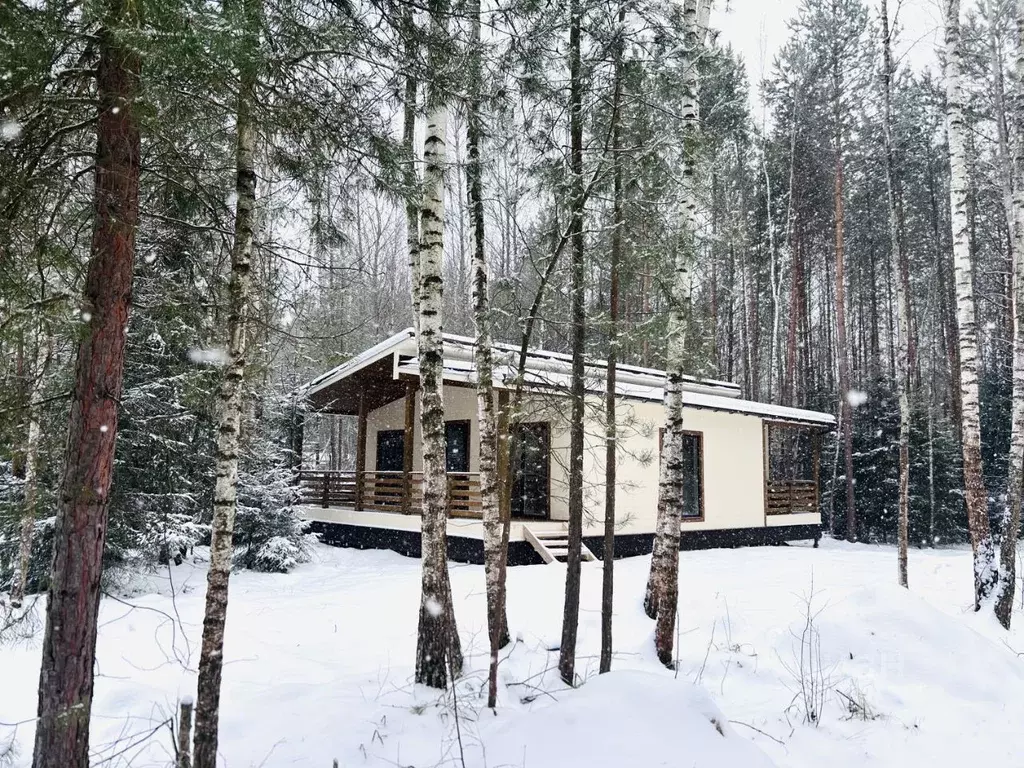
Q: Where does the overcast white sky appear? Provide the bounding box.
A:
[711,0,948,115]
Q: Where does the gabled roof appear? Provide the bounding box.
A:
[301,328,836,426]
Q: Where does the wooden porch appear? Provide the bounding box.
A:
[297,469,483,519]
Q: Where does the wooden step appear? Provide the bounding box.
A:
[523,526,598,564]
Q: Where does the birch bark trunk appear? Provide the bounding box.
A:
[944,0,998,608]
[415,0,463,688]
[881,0,911,589]
[11,330,50,607]
[647,0,712,668]
[466,0,507,707]
[192,1,259,764]
[559,0,587,687]
[31,3,140,764]
[995,0,1024,628]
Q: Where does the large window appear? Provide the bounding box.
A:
[511,422,550,519]
[660,429,704,520]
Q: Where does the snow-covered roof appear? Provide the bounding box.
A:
[302,328,835,426]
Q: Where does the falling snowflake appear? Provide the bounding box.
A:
[100,425,109,433]
[188,347,230,366]
[111,106,120,115]
[2,121,21,142]
[846,390,868,408]
[425,597,443,618]
[144,253,157,264]
[80,311,92,323]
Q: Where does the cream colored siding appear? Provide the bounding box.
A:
[364,385,479,472]
[359,384,817,534]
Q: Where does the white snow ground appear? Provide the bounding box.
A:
[2,538,1024,767]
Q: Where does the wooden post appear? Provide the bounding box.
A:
[178,697,193,768]
[403,381,415,513]
[355,395,368,510]
[322,470,330,509]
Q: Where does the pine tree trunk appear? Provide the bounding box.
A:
[403,7,421,329]
[12,332,49,607]
[647,0,711,669]
[466,0,507,707]
[833,61,856,544]
[31,5,141,765]
[192,2,258,764]
[944,0,998,608]
[559,0,586,687]
[600,7,625,675]
[882,0,911,588]
[995,0,1024,629]
[415,0,463,688]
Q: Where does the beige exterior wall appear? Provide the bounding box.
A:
[364,384,479,473]
[360,383,818,534]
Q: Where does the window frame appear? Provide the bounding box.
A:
[658,428,705,523]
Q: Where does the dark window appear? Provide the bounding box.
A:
[445,420,470,473]
[511,422,550,519]
[375,430,405,472]
[659,429,704,520]
[680,433,703,519]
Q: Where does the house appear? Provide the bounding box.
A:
[295,329,836,565]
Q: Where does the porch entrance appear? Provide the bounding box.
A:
[511,422,550,519]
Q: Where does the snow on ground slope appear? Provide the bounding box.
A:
[2,538,1024,767]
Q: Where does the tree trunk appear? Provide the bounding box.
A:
[11,331,50,607]
[995,0,1024,629]
[415,0,463,688]
[192,2,259,764]
[466,0,507,707]
[647,0,711,668]
[31,5,141,765]
[600,5,625,675]
[882,0,911,588]
[833,47,856,544]
[559,0,586,687]
[944,0,998,608]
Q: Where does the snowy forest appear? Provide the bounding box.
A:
[4,0,1024,766]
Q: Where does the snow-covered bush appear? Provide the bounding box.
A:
[231,395,310,573]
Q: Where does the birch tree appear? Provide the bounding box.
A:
[192,1,259,764]
[31,1,141,763]
[415,0,463,689]
[996,0,1024,628]
[11,328,49,607]
[646,0,712,668]
[880,0,911,588]
[944,0,998,608]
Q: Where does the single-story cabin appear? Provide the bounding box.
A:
[296,329,835,565]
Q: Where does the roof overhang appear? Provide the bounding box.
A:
[299,329,836,426]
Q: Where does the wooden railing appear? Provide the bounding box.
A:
[765,480,818,515]
[297,469,482,519]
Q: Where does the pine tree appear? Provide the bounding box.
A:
[32,1,141,763]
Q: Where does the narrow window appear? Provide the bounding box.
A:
[680,432,703,519]
[659,429,704,520]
